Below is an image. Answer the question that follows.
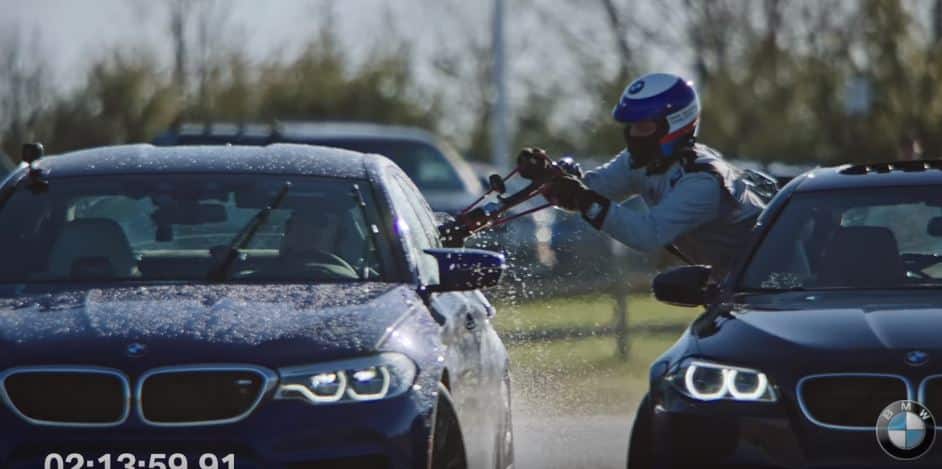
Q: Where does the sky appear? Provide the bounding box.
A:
[1,0,687,86]
[2,0,395,86]
[0,0,694,154]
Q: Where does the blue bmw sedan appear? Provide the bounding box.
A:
[0,144,513,469]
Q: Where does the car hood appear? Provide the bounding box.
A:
[0,283,421,369]
[696,294,942,372]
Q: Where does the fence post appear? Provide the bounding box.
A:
[613,281,630,359]
[609,238,630,359]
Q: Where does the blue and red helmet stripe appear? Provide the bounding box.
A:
[612,75,698,125]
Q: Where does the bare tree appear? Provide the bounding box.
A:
[600,0,633,80]
[162,0,233,121]
[0,29,50,158]
[420,0,500,157]
[169,0,187,93]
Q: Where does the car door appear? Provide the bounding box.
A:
[388,172,495,464]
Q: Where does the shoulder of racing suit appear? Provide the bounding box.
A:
[679,144,778,204]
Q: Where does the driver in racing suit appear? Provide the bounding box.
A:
[535,72,768,279]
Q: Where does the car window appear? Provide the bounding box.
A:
[740,186,942,290]
[385,175,439,285]
[394,173,442,249]
[305,139,464,191]
[0,175,389,283]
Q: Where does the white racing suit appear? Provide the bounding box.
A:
[583,144,766,279]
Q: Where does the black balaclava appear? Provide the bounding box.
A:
[624,118,696,174]
[625,118,668,170]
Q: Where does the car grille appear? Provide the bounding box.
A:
[1,368,128,425]
[920,377,942,423]
[139,367,270,425]
[799,374,907,428]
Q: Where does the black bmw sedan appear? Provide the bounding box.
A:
[629,160,942,468]
[0,144,513,469]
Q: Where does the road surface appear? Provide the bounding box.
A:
[512,395,633,469]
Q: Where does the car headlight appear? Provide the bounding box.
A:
[667,359,776,402]
[275,353,417,404]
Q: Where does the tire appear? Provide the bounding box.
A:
[494,372,515,469]
[431,383,468,469]
[627,393,654,469]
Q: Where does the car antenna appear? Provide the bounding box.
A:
[22,143,48,193]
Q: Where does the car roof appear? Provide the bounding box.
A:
[793,160,942,192]
[156,121,440,145]
[31,143,387,179]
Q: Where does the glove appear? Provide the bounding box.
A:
[557,156,583,178]
[543,175,591,212]
[516,147,554,181]
[544,175,611,228]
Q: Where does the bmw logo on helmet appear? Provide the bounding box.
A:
[126,342,147,358]
[628,80,645,95]
[876,400,935,460]
[905,350,929,367]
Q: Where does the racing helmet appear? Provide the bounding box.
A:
[612,73,700,166]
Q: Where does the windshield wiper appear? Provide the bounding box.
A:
[206,181,292,282]
[350,183,379,280]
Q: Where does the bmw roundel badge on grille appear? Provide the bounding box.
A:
[876,400,935,461]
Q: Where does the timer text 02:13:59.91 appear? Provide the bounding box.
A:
[44,453,236,469]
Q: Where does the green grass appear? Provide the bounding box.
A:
[493,292,698,333]
[494,293,701,415]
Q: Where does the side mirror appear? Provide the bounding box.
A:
[21,142,44,164]
[652,265,712,307]
[424,248,506,292]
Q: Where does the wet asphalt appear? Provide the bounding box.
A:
[512,396,633,469]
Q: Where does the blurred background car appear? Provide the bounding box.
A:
[153,121,483,214]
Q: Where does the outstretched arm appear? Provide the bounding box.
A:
[582,151,638,202]
[597,173,722,252]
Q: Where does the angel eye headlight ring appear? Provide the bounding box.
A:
[275,353,416,405]
[673,359,776,402]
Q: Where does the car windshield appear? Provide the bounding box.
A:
[0,174,389,284]
[740,185,942,291]
[304,139,464,191]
